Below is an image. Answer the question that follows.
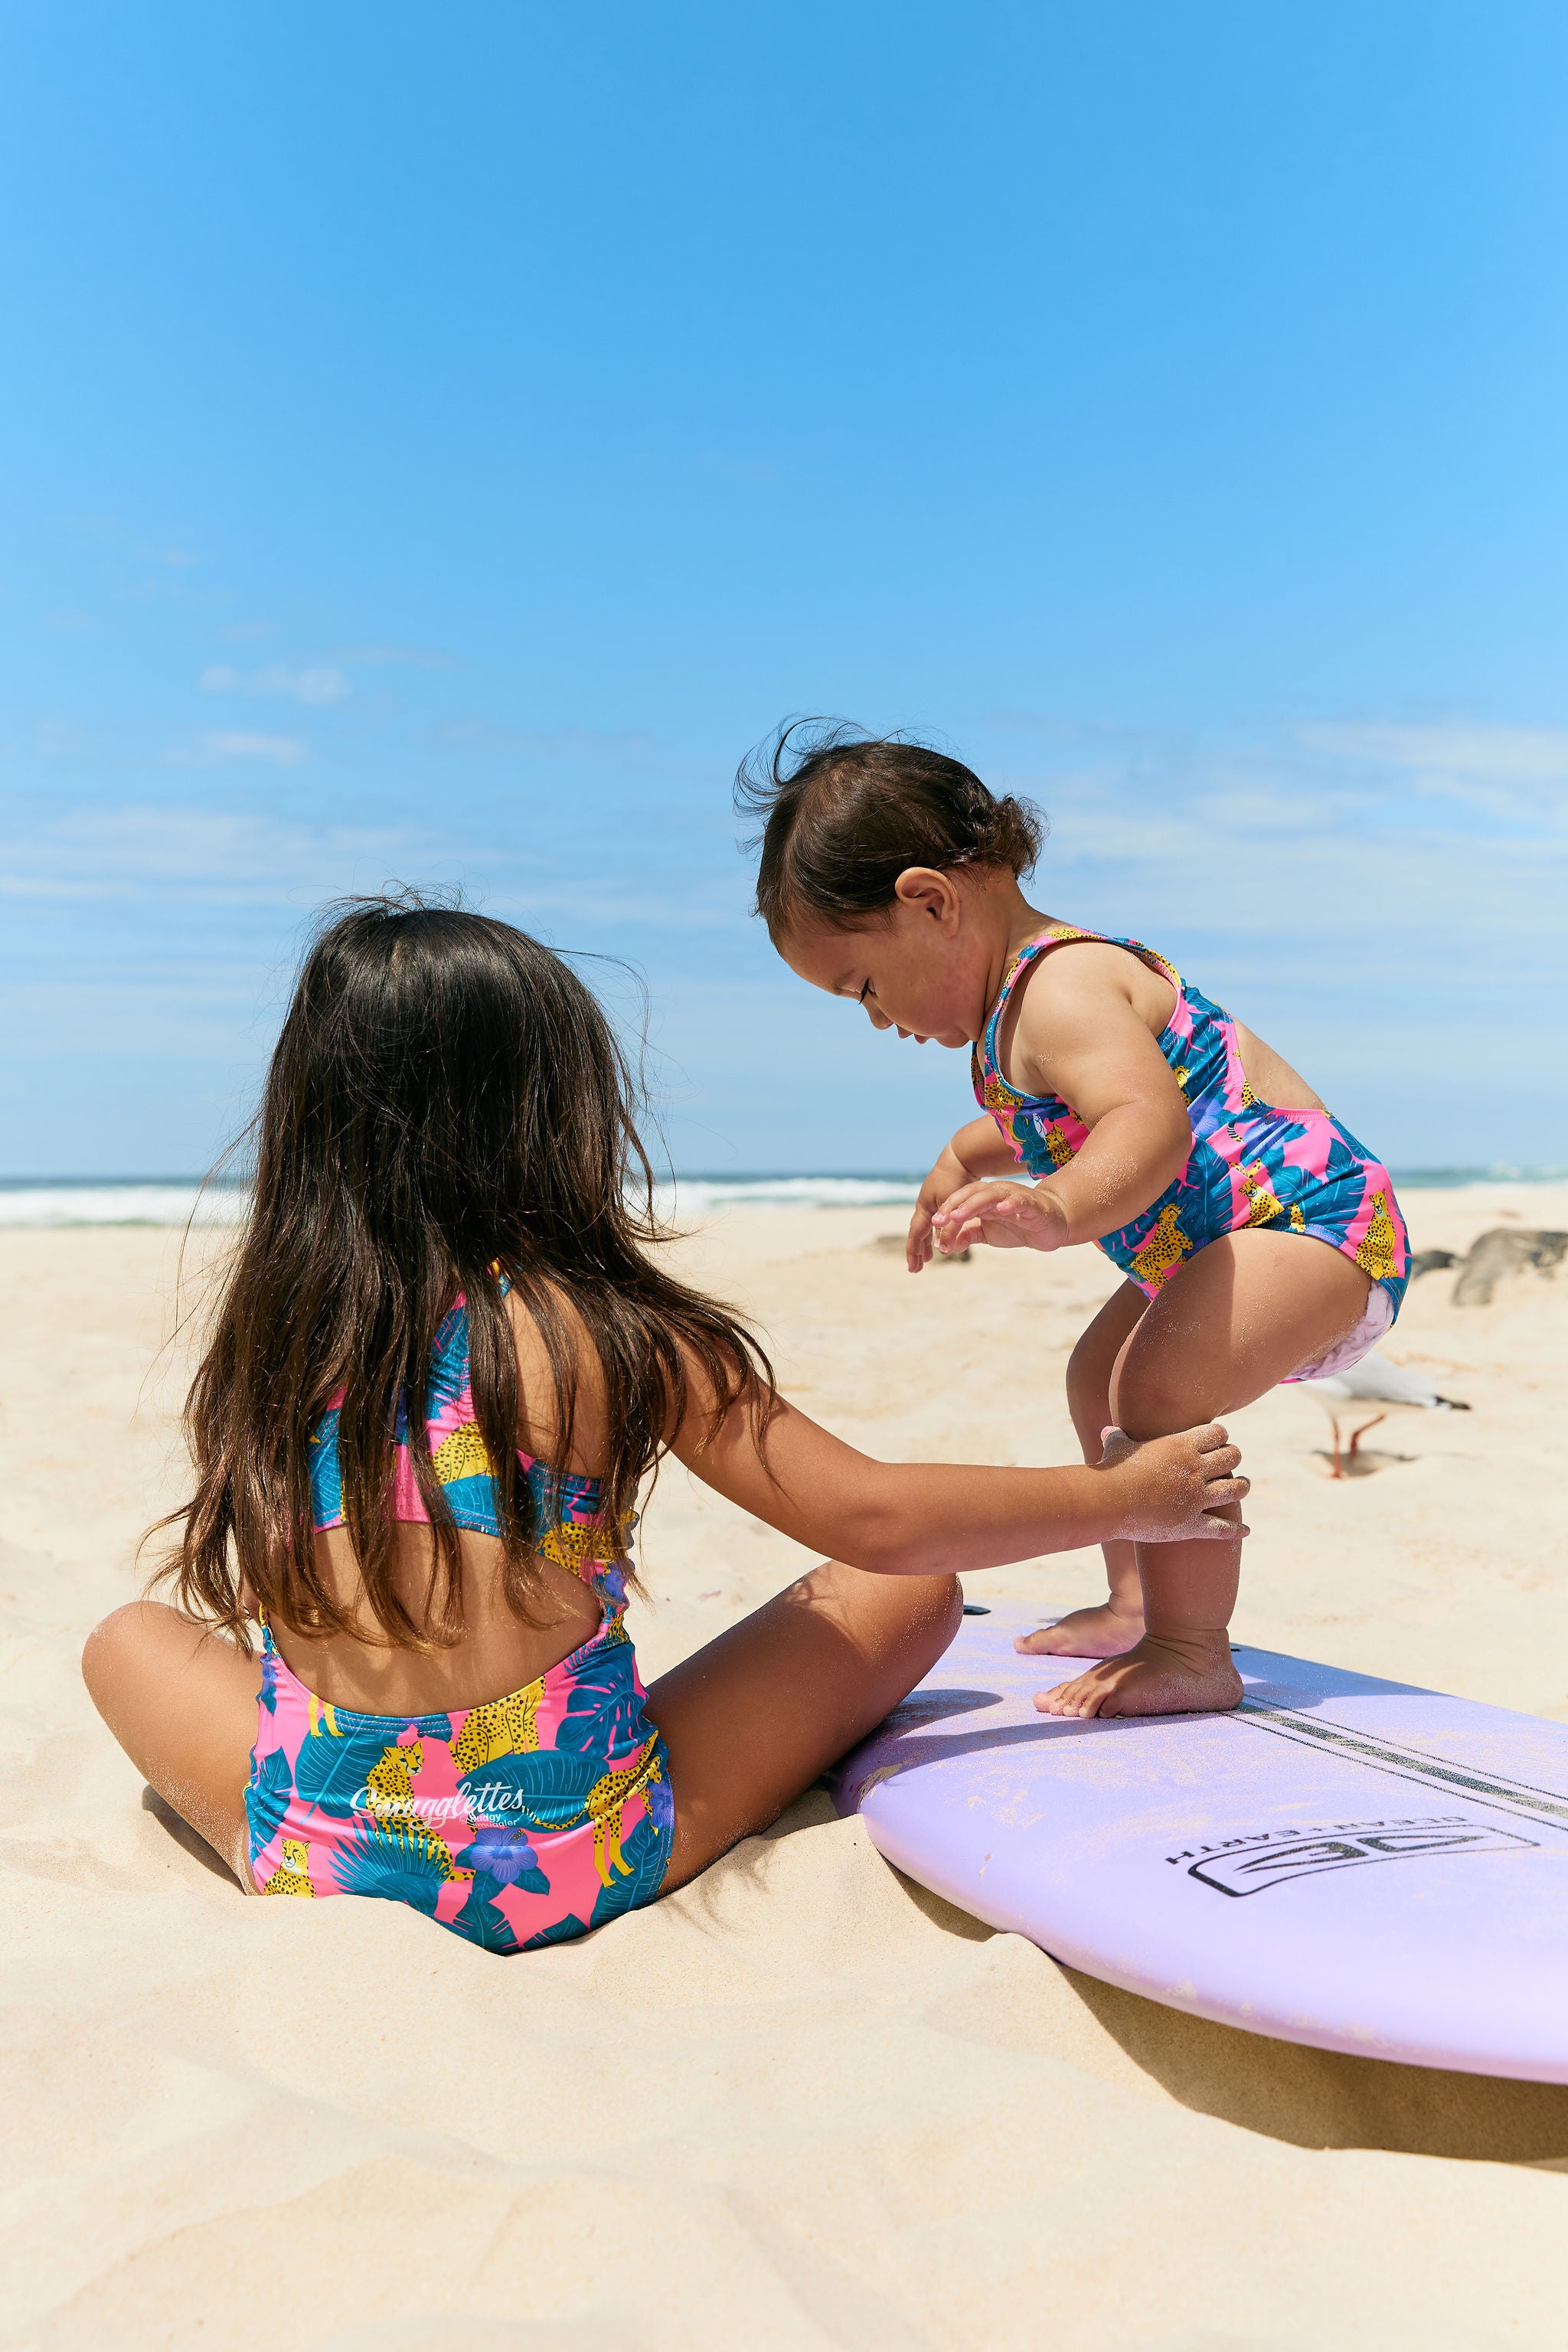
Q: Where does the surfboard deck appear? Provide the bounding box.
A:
[831,1605,1568,2082]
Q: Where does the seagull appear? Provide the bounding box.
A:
[1302,1349,1472,1478]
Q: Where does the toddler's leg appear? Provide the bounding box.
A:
[1036,1230,1374,1720]
[1016,1280,1148,1658]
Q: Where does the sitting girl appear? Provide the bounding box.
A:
[745,727,1407,1723]
[83,896,1246,1951]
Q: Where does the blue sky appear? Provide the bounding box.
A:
[2,2,1565,1177]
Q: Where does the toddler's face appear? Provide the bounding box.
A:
[781,897,987,1048]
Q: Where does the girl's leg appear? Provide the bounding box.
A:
[1016,1279,1148,1658]
[644,1564,962,1891]
[81,1602,260,1885]
[1037,1230,1372,1721]
[84,1575,963,1906]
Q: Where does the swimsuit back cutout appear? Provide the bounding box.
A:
[972,924,1409,1314]
[248,1286,674,1947]
[309,1289,633,1629]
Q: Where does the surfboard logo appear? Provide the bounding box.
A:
[1166,1813,1537,1897]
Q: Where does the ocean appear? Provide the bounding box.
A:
[0,1169,1561,1230]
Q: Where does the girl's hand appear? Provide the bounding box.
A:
[930,1178,1071,1256]
[1099,1423,1250,1544]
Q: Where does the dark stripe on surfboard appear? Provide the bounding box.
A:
[1234,1700,1568,1834]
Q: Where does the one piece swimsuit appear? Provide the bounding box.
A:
[244,1295,675,1952]
[973,926,1409,1379]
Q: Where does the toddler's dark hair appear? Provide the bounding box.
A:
[736,720,1044,941]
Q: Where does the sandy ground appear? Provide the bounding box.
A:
[3,1183,1566,2348]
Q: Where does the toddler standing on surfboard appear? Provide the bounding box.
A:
[742,725,1410,1721]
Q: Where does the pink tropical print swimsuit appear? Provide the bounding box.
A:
[243,1295,674,1952]
[973,927,1408,1377]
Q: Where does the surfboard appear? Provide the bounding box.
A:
[831,1603,1568,2082]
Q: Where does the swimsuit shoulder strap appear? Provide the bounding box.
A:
[981,925,1112,1067]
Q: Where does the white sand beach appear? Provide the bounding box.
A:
[4,1184,1567,2347]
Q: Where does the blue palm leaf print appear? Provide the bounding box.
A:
[326,1822,450,1913]
[452,1878,524,1953]
[521,1910,590,1952]
[554,1639,646,1758]
[588,1808,668,1927]
[247,1745,293,1860]
[309,1406,344,1527]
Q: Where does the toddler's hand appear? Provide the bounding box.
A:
[1099,1422,1250,1544]
[907,1143,975,1271]
[930,1179,1070,1256]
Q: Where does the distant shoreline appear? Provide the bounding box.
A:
[0,1168,1564,1229]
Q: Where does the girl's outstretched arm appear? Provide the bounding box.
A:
[668,1370,1247,1576]
[933,946,1191,1256]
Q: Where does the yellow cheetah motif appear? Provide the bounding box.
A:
[1289,1202,1306,1233]
[262,1837,315,1897]
[585,1739,665,1885]
[980,1071,1027,1114]
[1129,1204,1194,1289]
[363,1739,469,1883]
[450,1687,542,1772]
[1239,1159,1282,1226]
[433,1423,492,1485]
[1354,1191,1399,1284]
[1042,1122,1075,1170]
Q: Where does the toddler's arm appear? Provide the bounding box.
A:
[933,946,1191,1257]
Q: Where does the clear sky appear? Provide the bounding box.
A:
[3,2,1565,1178]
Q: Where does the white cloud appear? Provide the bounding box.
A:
[0,802,424,904]
[198,730,309,766]
[1301,722,1568,786]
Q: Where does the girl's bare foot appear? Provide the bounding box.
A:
[1032,1632,1243,1719]
[1014,1601,1145,1658]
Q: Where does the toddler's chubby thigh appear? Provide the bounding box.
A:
[1108,1227,1372,1438]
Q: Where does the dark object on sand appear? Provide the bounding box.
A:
[1408,1248,1459,1282]
[961,1602,991,1615]
[1452,1229,1568,1308]
[867,1233,971,1265]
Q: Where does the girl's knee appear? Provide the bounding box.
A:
[81,1602,149,1703]
[81,1600,197,1713]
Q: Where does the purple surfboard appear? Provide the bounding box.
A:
[831,1604,1568,2082]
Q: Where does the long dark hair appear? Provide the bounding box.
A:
[154,893,772,1651]
[737,720,1044,942]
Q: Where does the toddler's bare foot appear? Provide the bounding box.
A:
[1033,1632,1243,1720]
[1014,1602,1145,1658]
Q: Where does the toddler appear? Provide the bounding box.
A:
[744,727,1407,1720]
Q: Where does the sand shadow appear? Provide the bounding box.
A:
[140,1785,237,1884]
[1060,1965,1568,2164]
[1310,1446,1415,1478]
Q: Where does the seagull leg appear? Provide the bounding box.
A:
[1329,1414,1344,1479]
[1347,1413,1387,1464]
